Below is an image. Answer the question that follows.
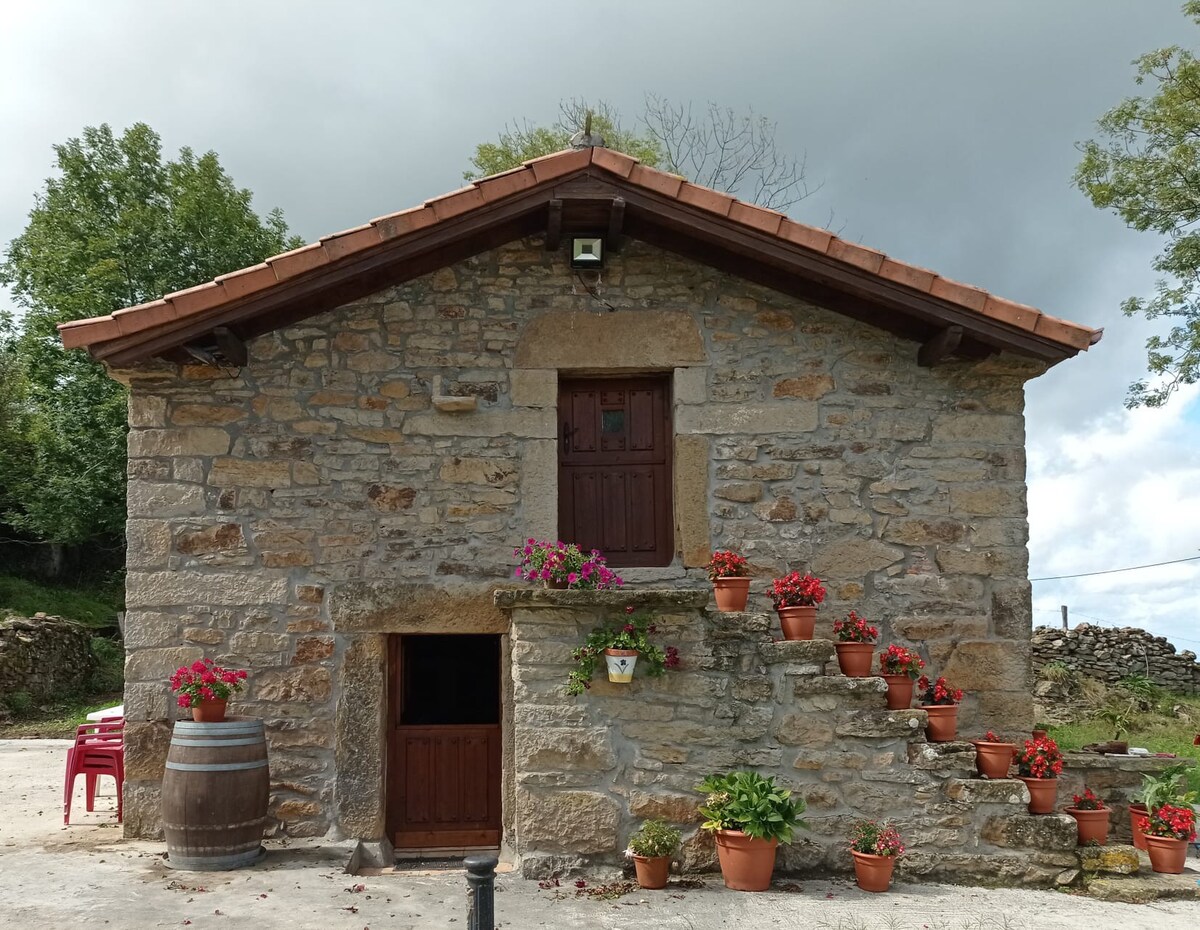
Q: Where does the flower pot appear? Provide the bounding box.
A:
[632,854,671,889]
[920,704,959,742]
[1144,834,1188,874]
[850,850,897,893]
[835,642,875,678]
[604,648,638,683]
[544,578,569,589]
[714,829,778,891]
[1129,803,1148,850]
[970,741,1016,779]
[1065,807,1111,846]
[881,674,914,710]
[1031,729,1048,740]
[712,577,751,612]
[777,606,816,641]
[1017,776,1058,814]
[191,698,228,723]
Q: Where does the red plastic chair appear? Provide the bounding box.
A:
[64,720,124,824]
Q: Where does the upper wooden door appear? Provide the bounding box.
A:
[557,377,673,567]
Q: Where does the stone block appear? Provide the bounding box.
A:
[209,458,292,488]
[758,640,834,665]
[673,366,709,405]
[123,721,172,780]
[949,485,1026,517]
[1079,844,1140,875]
[126,520,172,568]
[674,434,711,567]
[123,611,182,649]
[773,375,834,399]
[981,814,1077,851]
[714,482,763,503]
[332,583,507,633]
[881,518,969,545]
[125,646,204,683]
[128,428,230,458]
[945,778,1029,805]
[255,667,333,703]
[402,408,556,438]
[127,481,207,518]
[514,309,705,370]
[171,404,246,426]
[122,780,163,839]
[628,790,701,823]
[834,708,927,738]
[126,571,289,608]
[516,728,616,773]
[128,393,167,428]
[509,369,557,407]
[676,401,818,435]
[774,713,835,747]
[941,640,1031,692]
[516,789,620,854]
[811,536,904,577]
[438,456,518,486]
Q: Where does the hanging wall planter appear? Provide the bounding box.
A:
[565,605,680,696]
[604,648,639,682]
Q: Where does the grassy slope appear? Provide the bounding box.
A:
[0,572,124,737]
[1050,694,1200,794]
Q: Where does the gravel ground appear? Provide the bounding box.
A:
[3,739,1198,929]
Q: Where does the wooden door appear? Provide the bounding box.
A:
[558,377,673,567]
[387,635,502,849]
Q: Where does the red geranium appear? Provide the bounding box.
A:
[916,675,964,706]
[832,611,879,644]
[878,644,924,678]
[706,550,750,581]
[768,571,826,609]
[1018,735,1064,779]
[169,658,248,709]
[1071,787,1105,811]
[1141,803,1197,841]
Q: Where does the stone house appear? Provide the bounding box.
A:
[60,144,1103,877]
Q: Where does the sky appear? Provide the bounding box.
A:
[1,0,1197,652]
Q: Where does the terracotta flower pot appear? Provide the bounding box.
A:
[713,577,751,612]
[1065,807,1111,846]
[1144,834,1188,874]
[881,674,914,710]
[971,740,1016,779]
[1017,776,1058,814]
[1129,803,1148,850]
[920,704,959,742]
[632,854,671,889]
[604,649,638,683]
[835,642,875,677]
[777,606,816,641]
[191,698,228,723]
[714,829,778,891]
[544,578,569,589]
[851,850,897,893]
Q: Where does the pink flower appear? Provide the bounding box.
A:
[567,572,578,584]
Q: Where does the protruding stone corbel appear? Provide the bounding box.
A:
[431,376,477,413]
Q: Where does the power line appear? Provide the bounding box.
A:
[1030,554,1200,582]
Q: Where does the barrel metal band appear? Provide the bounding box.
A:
[174,723,262,734]
[169,737,264,748]
[163,816,268,831]
[165,760,268,772]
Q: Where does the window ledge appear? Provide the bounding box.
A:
[493,587,709,611]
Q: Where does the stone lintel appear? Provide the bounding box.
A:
[331,582,508,633]
[493,588,709,611]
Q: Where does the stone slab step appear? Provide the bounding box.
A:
[1085,869,1200,903]
[758,639,834,666]
[944,778,1030,807]
[981,813,1078,852]
[907,740,977,776]
[791,675,888,711]
[834,708,927,739]
[899,850,1076,887]
[1078,844,1140,875]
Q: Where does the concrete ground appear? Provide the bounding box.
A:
[2,739,1198,930]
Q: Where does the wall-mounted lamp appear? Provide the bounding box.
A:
[570,237,604,270]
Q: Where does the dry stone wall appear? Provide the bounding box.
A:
[116,235,1044,839]
[0,614,95,704]
[1032,624,1200,695]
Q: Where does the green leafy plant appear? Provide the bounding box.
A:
[625,819,681,859]
[1136,762,1199,809]
[696,771,807,844]
[1,690,33,717]
[1096,699,1137,740]
[566,606,679,696]
[1039,660,1075,684]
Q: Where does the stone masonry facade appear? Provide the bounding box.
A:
[117,236,1044,845]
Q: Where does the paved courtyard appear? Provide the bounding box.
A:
[2,739,1198,929]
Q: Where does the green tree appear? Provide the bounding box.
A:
[1075,1,1200,407]
[467,96,815,212]
[0,123,303,548]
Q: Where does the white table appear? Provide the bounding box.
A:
[85,704,123,721]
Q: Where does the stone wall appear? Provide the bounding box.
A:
[503,590,1084,884]
[0,614,95,704]
[1032,624,1200,695]
[116,235,1045,839]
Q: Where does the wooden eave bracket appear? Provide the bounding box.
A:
[544,199,563,252]
[212,326,248,367]
[917,324,963,368]
[607,197,626,253]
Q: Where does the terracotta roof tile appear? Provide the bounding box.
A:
[779,219,833,253]
[590,147,637,178]
[878,259,936,293]
[215,263,278,300]
[371,205,437,241]
[56,146,1100,360]
[929,276,989,313]
[982,295,1041,330]
[321,225,384,261]
[827,238,887,274]
[269,242,332,280]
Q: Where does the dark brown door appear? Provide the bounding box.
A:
[387,635,501,849]
[558,377,673,567]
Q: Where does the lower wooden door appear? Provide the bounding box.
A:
[387,634,502,848]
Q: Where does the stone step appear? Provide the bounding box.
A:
[908,740,977,776]
[1079,844,1140,875]
[1084,871,1200,904]
[899,850,1077,887]
[758,639,834,675]
[981,813,1078,852]
[791,675,889,711]
[944,777,1030,807]
[833,707,927,739]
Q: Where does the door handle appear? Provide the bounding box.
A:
[562,422,572,453]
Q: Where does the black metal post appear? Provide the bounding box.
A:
[464,855,498,930]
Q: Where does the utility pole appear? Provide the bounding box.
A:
[1061,605,1068,631]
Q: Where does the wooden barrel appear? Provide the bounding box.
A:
[161,717,269,870]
